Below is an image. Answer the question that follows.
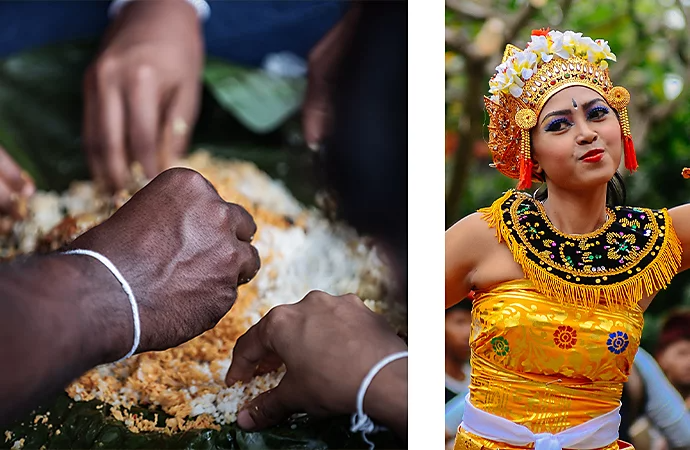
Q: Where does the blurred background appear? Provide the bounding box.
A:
[445,0,690,447]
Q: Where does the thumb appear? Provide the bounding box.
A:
[237,383,296,431]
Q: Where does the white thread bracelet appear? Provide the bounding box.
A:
[63,249,140,363]
[108,0,211,21]
[350,351,408,450]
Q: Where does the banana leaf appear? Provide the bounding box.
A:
[0,42,403,449]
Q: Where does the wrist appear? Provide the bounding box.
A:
[362,355,408,437]
[59,253,134,364]
[109,0,210,21]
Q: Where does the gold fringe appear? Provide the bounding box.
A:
[478,191,683,310]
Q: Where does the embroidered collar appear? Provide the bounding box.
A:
[479,190,682,309]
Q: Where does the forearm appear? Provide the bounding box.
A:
[365,358,408,438]
[634,348,690,447]
[0,254,129,427]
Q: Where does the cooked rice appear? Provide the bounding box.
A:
[2,151,404,434]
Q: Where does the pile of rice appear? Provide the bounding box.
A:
[1,151,405,435]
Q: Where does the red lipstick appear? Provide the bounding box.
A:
[580,149,604,163]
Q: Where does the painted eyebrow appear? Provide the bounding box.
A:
[540,98,607,125]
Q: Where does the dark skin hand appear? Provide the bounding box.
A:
[302,4,361,149]
[83,0,203,189]
[226,291,408,438]
[0,168,260,427]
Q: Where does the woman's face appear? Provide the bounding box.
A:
[531,86,622,191]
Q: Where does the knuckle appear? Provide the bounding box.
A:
[247,244,261,271]
[130,64,156,85]
[163,167,209,190]
[263,305,290,329]
[342,293,362,304]
[304,290,326,301]
[94,56,119,83]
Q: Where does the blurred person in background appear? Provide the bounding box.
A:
[620,347,690,450]
[445,300,472,448]
[318,0,407,287]
[656,310,690,404]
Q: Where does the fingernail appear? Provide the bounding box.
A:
[20,171,35,197]
[307,142,320,153]
[21,182,35,198]
[237,409,256,430]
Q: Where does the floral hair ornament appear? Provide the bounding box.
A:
[485,29,638,190]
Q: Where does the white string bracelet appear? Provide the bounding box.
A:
[108,0,211,21]
[63,249,140,363]
[350,351,408,450]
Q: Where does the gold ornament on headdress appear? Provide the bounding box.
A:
[485,29,638,189]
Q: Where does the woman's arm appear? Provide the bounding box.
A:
[445,213,485,308]
[667,205,690,272]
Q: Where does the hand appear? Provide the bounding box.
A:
[225,291,407,436]
[302,5,361,149]
[69,168,260,354]
[83,0,203,190]
[0,145,34,218]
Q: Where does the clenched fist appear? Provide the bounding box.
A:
[69,168,260,355]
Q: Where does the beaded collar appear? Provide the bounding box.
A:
[479,190,682,310]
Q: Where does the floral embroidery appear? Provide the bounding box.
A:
[607,331,629,354]
[491,336,510,356]
[500,192,669,287]
[553,325,577,349]
[604,232,640,263]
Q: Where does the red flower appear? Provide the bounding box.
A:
[553,325,577,350]
[531,28,551,37]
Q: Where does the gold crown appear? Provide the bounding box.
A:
[485,31,637,189]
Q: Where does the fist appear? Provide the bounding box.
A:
[70,168,260,353]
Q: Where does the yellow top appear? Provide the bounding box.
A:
[470,279,641,430]
[454,280,640,449]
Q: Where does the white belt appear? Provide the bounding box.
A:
[460,394,620,450]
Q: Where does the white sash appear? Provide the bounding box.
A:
[460,394,620,450]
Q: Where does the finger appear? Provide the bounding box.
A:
[237,241,260,285]
[83,69,105,184]
[302,79,332,148]
[125,68,160,178]
[0,178,17,216]
[159,83,199,170]
[254,353,285,376]
[100,88,129,190]
[237,383,296,431]
[229,203,257,242]
[225,323,273,385]
[0,147,34,197]
[83,62,129,190]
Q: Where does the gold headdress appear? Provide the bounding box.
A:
[485,29,638,189]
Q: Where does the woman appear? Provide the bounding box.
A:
[445,29,690,449]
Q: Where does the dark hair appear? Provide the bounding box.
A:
[533,171,627,207]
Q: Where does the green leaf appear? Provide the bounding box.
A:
[203,59,307,134]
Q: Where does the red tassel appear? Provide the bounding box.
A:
[623,135,638,172]
[517,157,533,190]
